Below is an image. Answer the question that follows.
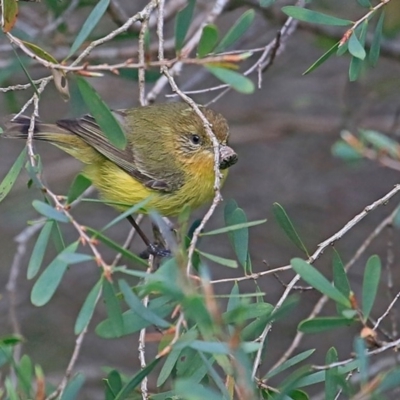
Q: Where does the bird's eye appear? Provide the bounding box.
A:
[190,134,201,145]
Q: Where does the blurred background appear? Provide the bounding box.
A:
[1,0,400,397]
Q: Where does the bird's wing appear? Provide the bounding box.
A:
[56,112,172,192]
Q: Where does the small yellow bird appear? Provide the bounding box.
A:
[5,103,238,257]
[4,103,237,217]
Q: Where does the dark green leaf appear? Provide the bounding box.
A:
[27,221,53,280]
[104,370,123,400]
[103,280,124,337]
[75,278,102,334]
[157,347,181,387]
[332,249,351,315]
[119,280,170,328]
[298,316,355,333]
[114,358,161,400]
[369,11,384,66]
[31,241,79,306]
[197,24,219,57]
[325,347,338,400]
[282,6,352,26]
[273,203,309,256]
[291,258,351,307]
[60,373,85,400]
[354,337,368,384]
[68,0,110,58]
[348,32,366,59]
[175,0,196,52]
[265,349,315,379]
[32,200,70,223]
[362,255,381,321]
[197,250,238,268]
[17,354,33,395]
[67,174,92,204]
[349,22,368,81]
[12,47,40,97]
[0,147,26,203]
[201,219,266,236]
[377,368,400,393]
[215,9,255,52]
[76,77,127,149]
[86,227,147,266]
[174,379,222,400]
[303,41,339,75]
[206,66,254,94]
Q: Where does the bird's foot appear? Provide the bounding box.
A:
[139,243,171,259]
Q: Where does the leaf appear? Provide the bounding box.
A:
[348,32,366,60]
[325,347,338,400]
[18,354,33,395]
[75,279,102,334]
[357,0,371,7]
[332,249,351,315]
[260,0,276,7]
[273,203,309,256]
[362,255,381,321]
[282,6,352,26]
[2,0,18,32]
[67,174,92,204]
[21,41,59,64]
[12,47,40,97]
[331,140,362,161]
[349,22,368,81]
[60,373,85,400]
[201,219,266,236]
[369,11,384,67]
[197,250,238,268]
[206,66,254,94]
[291,258,351,308]
[175,0,196,52]
[58,253,93,264]
[174,379,223,400]
[354,337,368,384]
[32,200,70,223]
[360,129,400,158]
[303,41,339,75]
[68,0,110,58]
[104,370,123,400]
[31,241,79,306]
[377,368,400,393]
[266,349,315,380]
[0,147,26,203]
[197,24,219,57]
[86,227,147,266]
[157,347,181,387]
[114,358,161,400]
[215,9,255,53]
[119,280,170,328]
[76,76,127,149]
[27,221,53,279]
[103,280,124,337]
[298,316,355,333]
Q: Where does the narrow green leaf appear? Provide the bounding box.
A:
[0,147,26,203]
[206,66,254,94]
[260,0,276,7]
[362,255,381,321]
[5,377,18,400]
[157,347,181,387]
[104,370,123,400]
[273,203,309,256]
[18,354,33,395]
[75,278,102,334]
[32,200,69,223]
[303,41,339,75]
[298,316,355,333]
[266,349,315,380]
[68,0,110,58]
[282,6,352,26]
[174,379,222,400]
[291,258,351,308]
[86,227,147,266]
[76,77,127,149]
[349,21,368,81]
[325,347,338,400]
[331,140,362,161]
[201,219,266,236]
[354,337,368,384]
[101,197,152,232]
[197,24,219,57]
[114,358,161,400]
[348,31,366,60]
[58,253,93,264]
[67,174,92,204]
[369,11,384,67]
[60,373,85,400]
[377,368,400,393]
[175,0,196,52]
[12,47,40,97]
[27,221,53,280]
[197,250,238,268]
[332,249,351,315]
[103,280,124,337]
[214,9,255,53]
[119,279,170,328]
[360,129,400,158]
[2,0,18,32]
[31,241,79,306]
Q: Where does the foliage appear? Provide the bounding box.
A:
[1,0,400,399]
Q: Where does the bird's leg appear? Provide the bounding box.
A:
[126,215,170,259]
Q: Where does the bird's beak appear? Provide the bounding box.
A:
[219,145,238,170]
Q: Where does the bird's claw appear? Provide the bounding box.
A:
[139,243,171,259]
